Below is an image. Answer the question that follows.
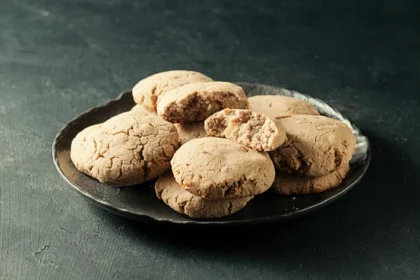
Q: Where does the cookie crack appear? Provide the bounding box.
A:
[92,138,98,155]
[156,188,164,200]
[309,180,315,193]
[273,138,309,174]
[151,84,158,97]
[334,150,342,168]
[220,176,253,198]
[178,200,188,214]
[336,169,346,180]
[314,131,332,143]
[227,201,233,214]
[116,166,123,180]
[141,152,149,180]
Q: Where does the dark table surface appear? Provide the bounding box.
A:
[1,0,420,279]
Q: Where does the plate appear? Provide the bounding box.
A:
[52,83,371,225]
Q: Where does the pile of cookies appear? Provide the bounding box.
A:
[70,70,356,219]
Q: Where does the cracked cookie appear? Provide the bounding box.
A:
[270,115,356,177]
[157,82,249,123]
[155,172,252,219]
[174,122,206,145]
[132,70,213,111]
[204,109,287,151]
[270,162,350,195]
[70,111,179,186]
[171,137,275,200]
[249,95,320,119]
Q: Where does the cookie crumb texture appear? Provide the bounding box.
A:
[132,70,213,111]
[205,109,287,151]
[70,112,179,186]
[270,163,350,195]
[249,95,320,119]
[174,122,207,145]
[270,115,356,177]
[171,137,275,200]
[155,173,252,219]
[157,82,249,123]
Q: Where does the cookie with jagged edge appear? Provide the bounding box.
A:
[270,115,355,177]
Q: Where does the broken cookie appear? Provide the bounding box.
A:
[204,109,287,151]
[70,111,179,186]
[132,70,213,111]
[270,115,356,177]
[157,81,248,123]
[171,137,275,200]
[156,172,252,219]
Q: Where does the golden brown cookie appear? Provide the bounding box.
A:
[157,82,248,123]
[132,70,213,110]
[249,95,320,119]
[70,112,179,186]
[171,137,275,200]
[204,109,287,151]
[270,162,350,195]
[174,122,207,145]
[270,115,356,177]
[155,172,252,219]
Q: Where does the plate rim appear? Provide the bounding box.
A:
[52,83,371,225]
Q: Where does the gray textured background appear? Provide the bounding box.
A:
[1,0,419,279]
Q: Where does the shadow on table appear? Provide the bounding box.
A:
[92,131,419,278]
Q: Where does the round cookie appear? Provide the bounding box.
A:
[155,173,253,219]
[171,137,275,200]
[157,82,248,123]
[174,122,207,145]
[204,109,287,151]
[70,112,179,186]
[270,162,350,195]
[132,70,213,111]
[270,115,356,177]
[248,95,320,119]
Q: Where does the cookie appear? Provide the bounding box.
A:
[204,109,287,151]
[171,137,275,200]
[174,122,207,145]
[132,70,212,110]
[130,104,157,115]
[157,82,248,123]
[155,173,252,219]
[70,112,179,186]
[248,95,320,119]
[270,115,356,177]
[270,162,350,195]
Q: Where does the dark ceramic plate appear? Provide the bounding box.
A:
[53,83,370,225]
